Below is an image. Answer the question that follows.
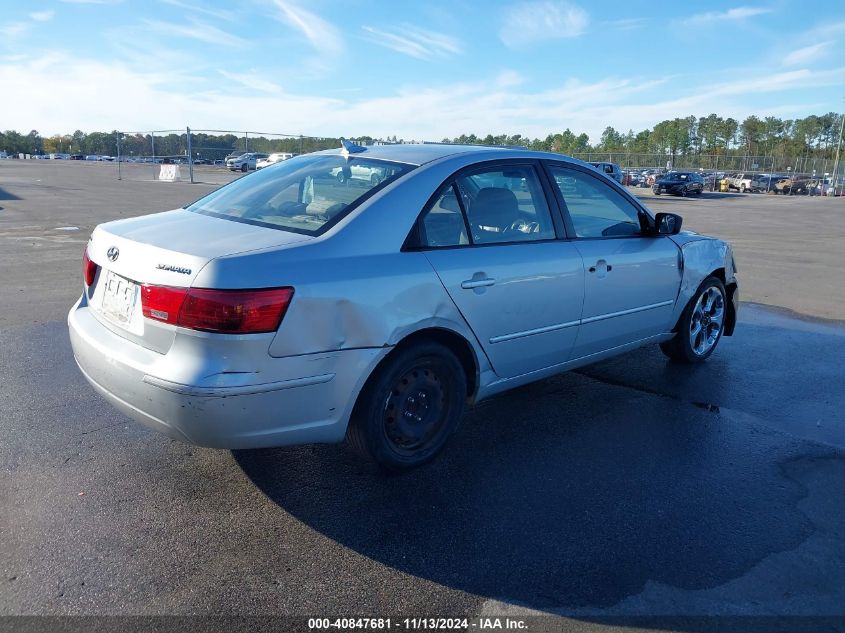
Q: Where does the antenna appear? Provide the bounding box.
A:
[340,138,366,157]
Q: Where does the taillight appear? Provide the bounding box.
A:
[141,285,186,325]
[83,247,98,286]
[140,286,293,334]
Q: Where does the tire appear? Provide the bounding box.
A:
[660,277,727,363]
[740,184,746,193]
[346,342,466,471]
[241,163,248,173]
[680,187,688,197]
[336,171,347,184]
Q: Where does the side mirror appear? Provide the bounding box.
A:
[655,212,683,235]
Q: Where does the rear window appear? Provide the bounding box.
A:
[188,154,413,235]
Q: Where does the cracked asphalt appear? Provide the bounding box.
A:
[2,161,845,629]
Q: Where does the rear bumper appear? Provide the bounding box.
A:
[68,297,386,449]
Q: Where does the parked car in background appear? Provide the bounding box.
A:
[774,176,803,195]
[642,169,665,188]
[622,170,641,187]
[257,153,294,169]
[226,152,269,172]
[698,171,716,189]
[589,161,624,183]
[728,173,755,193]
[653,171,705,196]
[329,162,393,185]
[749,174,785,193]
[68,142,738,471]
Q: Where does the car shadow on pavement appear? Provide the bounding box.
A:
[233,353,819,613]
[0,186,22,201]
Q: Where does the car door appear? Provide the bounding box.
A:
[544,162,682,359]
[412,162,585,378]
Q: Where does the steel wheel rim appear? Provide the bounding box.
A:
[689,286,725,356]
[383,364,449,455]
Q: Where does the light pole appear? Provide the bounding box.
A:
[832,105,844,196]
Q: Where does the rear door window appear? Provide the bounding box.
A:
[456,165,556,245]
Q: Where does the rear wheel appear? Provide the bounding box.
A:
[347,342,466,471]
[660,277,727,363]
[740,183,746,193]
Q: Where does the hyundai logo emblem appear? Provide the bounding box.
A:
[107,246,120,262]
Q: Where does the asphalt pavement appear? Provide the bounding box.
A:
[1,161,845,629]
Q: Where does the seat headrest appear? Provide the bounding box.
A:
[471,187,519,229]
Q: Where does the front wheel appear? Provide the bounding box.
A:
[346,342,466,471]
[660,277,727,363]
[241,164,248,173]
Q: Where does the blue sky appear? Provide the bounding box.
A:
[1,0,844,141]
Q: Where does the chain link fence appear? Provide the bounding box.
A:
[40,126,843,194]
[114,128,342,184]
[572,152,840,180]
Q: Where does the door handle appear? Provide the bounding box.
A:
[461,277,496,289]
[589,261,612,273]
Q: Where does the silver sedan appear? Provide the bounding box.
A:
[68,142,738,470]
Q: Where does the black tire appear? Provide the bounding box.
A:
[241,163,248,173]
[346,342,466,471]
[680,186,688,197]
[740,184,746,193]
[336,171,347,184]
[660,277,727,364]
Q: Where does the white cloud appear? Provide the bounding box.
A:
[142,18,246,47]
[500,1,589,48]
[362,25,462,60]
[0,22,30,38]
[3,51,843,143]
[158,0,236,22]
[272,0,343,58]
[29,10,55,22]
[218,70,283,94]
[685,6,771,25]
[605,18,646,31]
[783,41,833,67]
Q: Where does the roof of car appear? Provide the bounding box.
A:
[314,143,532,166]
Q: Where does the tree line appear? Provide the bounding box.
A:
[442,112,843,165]
[2,112,841,165]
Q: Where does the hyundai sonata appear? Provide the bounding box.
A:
[69,142,738,470]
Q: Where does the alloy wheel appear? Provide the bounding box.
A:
[689,286,725,356]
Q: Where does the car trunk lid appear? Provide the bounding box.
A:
[85,209,311,353]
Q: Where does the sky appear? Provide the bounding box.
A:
[1,0,844,142]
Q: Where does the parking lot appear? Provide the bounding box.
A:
[2,160,845,626]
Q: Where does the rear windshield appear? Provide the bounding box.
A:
[188,154,413,235]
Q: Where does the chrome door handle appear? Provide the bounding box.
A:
[461,277,496,289]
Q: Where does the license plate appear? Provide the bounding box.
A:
[100,270,138,326]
